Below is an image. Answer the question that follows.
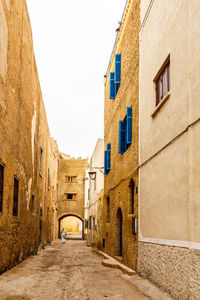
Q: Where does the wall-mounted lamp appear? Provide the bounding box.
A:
[88,171,96,180]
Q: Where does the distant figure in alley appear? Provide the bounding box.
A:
[61,228,67,244]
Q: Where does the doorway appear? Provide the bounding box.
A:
[115,208,123,257]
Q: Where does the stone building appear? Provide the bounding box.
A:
[138,1,200,298]
[57,158,88,239]
[87,139,104,246]
[0,0,59,273]
[103,0,140,270]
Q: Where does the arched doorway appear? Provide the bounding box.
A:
[115,208,123,257]
[58,214,84,240]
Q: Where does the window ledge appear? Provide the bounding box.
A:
[66,199,77,201]
[151,91,170,118]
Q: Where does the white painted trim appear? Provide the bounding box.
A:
[138,236,200,250]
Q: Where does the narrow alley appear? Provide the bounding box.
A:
[0,240,171,300]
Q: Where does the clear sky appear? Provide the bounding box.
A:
[26,0,126,158]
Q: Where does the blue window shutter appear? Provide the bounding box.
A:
[109,72,116,99]
[114,54,121,84]
[107,143,111,151]
[104,151,108,175]
[107,143,111,171]
[115,83,120,96]
[119,121,126,154]
[126,106,132,144]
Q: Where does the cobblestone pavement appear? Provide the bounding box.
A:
[0,240,171,300]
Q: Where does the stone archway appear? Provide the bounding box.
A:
[58,213,84,240]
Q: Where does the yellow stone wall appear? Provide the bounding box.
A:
[103,0,140,270]
[0,0,59,273]
[57,158,88,237]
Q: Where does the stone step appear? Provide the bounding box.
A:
[97,250,136,276]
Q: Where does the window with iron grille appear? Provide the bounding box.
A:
[0,164,4,213]
[156,61,170,106]
[66,176,76,183]
[13,177,19,216]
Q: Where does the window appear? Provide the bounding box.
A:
[93,217,95,230]
[40,147,43,175]
[106,196,110,223]
[104,143,111,175]
[132,217,137,235]
[156,61,170,106]
[85,219,88,229]
[66,193,76,200]
[0,164,4,213]
[119,106,132,154]
[13,177,19,216]
[66,176,76,183]
[109,54,121,99]
[89,216,92,229]
[31,194,35,212]
[40,205,43,217]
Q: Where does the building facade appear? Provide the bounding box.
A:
[138,1,200,298]
[57,158,88,239]
[0,0,59,273]
[103,0,140,270]
[87,139,104,246]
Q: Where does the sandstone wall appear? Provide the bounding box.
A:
[57,158,88,237]
[103,0,140,270]
[0,0,59,273]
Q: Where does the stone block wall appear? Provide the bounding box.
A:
[103,0,140,270]
[138,242,200,299]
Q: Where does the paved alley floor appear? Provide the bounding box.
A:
[0,240,172,300]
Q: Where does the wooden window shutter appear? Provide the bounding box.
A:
[126,106,132,144]
[119,121,126,154]
[104,150,108,175]
[109,72,116,99]
[114,54,121,84]
[107,143,111,171]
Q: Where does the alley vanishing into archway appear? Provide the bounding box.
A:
[0,240,152,300]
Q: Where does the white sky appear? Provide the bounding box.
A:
[26,0,126,158]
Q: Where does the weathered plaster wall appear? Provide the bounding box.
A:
[139,0,200,298]
[103,0,140,270]
[0,0,59,273]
